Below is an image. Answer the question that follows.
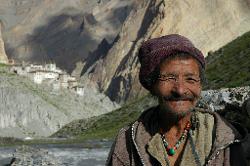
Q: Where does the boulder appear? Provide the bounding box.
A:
[10,145,61,166]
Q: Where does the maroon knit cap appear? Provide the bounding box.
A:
[138,34,205,91]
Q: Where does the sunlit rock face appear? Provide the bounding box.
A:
[82,0,250,103]
[0,23,8,64]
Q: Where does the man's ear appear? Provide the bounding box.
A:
[150,83,158,97]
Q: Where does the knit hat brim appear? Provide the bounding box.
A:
[138,34,205,91]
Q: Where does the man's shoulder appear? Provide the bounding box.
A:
[115,106,158,140]
[195,107,247,143]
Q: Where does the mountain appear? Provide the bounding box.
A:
[81,0,250,103]
[0,0,133,72]
[1,0,250,104]
[0,65,119,138]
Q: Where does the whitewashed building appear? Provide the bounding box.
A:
[29,70,59,84]
[11,63,84,95]
[30,71,43,84]
[76,86,84,96]
[45,64,56,71]
[29,64,43,71]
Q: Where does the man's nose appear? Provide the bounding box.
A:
[172,79,187,95]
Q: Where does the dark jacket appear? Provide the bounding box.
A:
[106,107,247,166]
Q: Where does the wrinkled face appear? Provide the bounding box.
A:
[153,57,202,116]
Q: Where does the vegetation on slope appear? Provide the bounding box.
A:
[0,63,13,75]
[205,31,250,89]
[52,94,157,140]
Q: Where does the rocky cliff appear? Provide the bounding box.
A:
[0,0,133,72]
[1,0,250,104]
[81,0,250,103]
[0,22,8,64]
[0,66,119,138]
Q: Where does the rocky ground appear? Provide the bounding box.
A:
[0,141,111,166]
[9,146,61,166]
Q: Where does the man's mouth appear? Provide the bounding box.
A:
[163,96,194,102]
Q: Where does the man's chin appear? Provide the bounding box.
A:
[160,104,194,118]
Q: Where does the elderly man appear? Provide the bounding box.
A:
[106,34,247,166]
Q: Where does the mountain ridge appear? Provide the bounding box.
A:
[81,0,250,103]
[1,0,250,104]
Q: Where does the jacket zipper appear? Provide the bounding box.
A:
[131,123,146,166]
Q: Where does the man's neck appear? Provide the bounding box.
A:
[159,110,192,138]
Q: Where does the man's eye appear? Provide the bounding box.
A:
[186,77,200,83]
[166,76,175,80]
[159,74,174,81]
[159,74,176,81]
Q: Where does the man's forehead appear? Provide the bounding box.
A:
[159,57,200,75]
[160,56,200,67]
[160,53,199,64]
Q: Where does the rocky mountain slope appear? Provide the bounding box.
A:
[0,0,133,72]
[1,0,250,104]
[81,0,250,103]
[0,65,119,138]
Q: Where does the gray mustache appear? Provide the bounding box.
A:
[162,95,194,101]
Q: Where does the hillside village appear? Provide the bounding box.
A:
[10,63,84,96]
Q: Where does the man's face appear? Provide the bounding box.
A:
[153,57,202,116]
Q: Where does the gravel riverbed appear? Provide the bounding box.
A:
[0,141,112,166]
